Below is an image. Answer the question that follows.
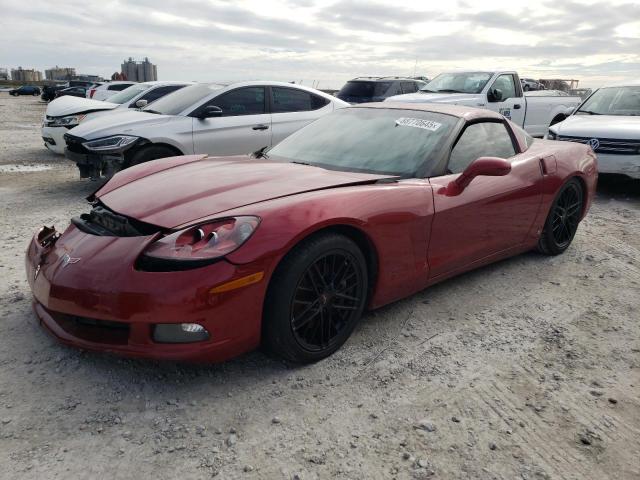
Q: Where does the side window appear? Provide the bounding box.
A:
[108,84,132,91]
[491,74,517,100]
[401,82,417,94]
[272,87,329,113]
[135,85,183,106]
[388,82,403,96]
[448,122,517,174]
[210,87,266,116]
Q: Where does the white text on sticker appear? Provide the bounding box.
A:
[395,118,442,131]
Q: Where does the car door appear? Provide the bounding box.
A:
[269,86,332,146]
[487,74,526,127]
[191,86,272,156]
[427,120,543,279]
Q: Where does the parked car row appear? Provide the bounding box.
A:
[42,81,193,154]
[9,85,41,96]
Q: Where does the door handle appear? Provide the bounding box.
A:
[514,104,521,109]
[252,125,269,130]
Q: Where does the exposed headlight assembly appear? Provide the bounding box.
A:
[138,216,260,271]
[48,114,86,128]
[82,135,139,152]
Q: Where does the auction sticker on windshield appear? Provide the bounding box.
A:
[395,118,442,131]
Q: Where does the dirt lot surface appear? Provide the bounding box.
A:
[0,95,638,480]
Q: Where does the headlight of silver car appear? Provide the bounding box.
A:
[82,135,139,152]
[48,114,86,128]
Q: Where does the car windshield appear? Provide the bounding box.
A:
[142,83,226,115]
[338,81,392,99]
[107,84,152,104]
[422,72,493,94]
[267,107,457,177]
[576,86,640,116]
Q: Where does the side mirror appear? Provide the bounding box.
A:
[488,88,503,102]
[197,105,223,119]
[135,99,148,108]
[447,157,511,195]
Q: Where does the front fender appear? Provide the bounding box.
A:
[225,181,435,308]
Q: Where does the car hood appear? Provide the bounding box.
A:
[97,155,392,229]
[385,92,480,104]
[551,114,640,138]
[68,110,175,139]
[45,96,118,117]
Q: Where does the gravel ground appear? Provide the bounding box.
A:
[0,95,639,480]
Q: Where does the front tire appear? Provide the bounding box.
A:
[537,179,583,255]
[263,233,368,363]
[126,145,180,168]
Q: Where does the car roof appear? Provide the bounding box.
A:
[194,80,338,97]
[352,102,505,121]
[140,80,196,86]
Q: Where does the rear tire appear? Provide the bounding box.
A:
[537,179,583,255]
[126,145,180,168]
[263,233,368,363]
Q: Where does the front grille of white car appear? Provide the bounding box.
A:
[558,135,640,155]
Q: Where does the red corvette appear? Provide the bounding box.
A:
[25,103,597,363]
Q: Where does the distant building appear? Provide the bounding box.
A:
[45,66,76,81]
[0,68,8,81]
[74,74,103,83]
[11,67,43,82]
[120,57,157,82]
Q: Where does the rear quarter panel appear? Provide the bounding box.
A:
[524,139,597,242]
[224,181,435,309]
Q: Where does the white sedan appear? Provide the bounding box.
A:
[63,81,348,179]
[548,82,640,179]
[42,81,192,154]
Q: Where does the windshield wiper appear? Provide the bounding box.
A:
[144,109,162,115]
[419,89,436,93]
[577,110,602,115]
[436,89,464,93]
[291,161,314,166]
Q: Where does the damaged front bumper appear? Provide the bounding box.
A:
[63,133,145,180]
[25,223,268,363]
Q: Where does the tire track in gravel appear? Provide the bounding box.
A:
[475,380,599,480]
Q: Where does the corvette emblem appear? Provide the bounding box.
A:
[588,138,600,151]
[60,253,81,268]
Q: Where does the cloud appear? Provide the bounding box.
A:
[0,0,638,88]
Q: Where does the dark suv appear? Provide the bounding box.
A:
[336,77,426,104]
[9,85,41,96]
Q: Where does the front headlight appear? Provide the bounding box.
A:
[546,130,558,140]
[82,135,139,152]
[138,216,260,271]
[48,114,86,128]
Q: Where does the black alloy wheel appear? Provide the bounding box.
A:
[264,233,368,363]
[291,251,364,352]
[538,179,584,255]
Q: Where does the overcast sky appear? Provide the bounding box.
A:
[1,0,639,88]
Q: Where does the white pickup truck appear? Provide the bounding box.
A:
[385,71,582,137]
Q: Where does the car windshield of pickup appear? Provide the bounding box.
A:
[421,72,493,94]
[576,86,640,116]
